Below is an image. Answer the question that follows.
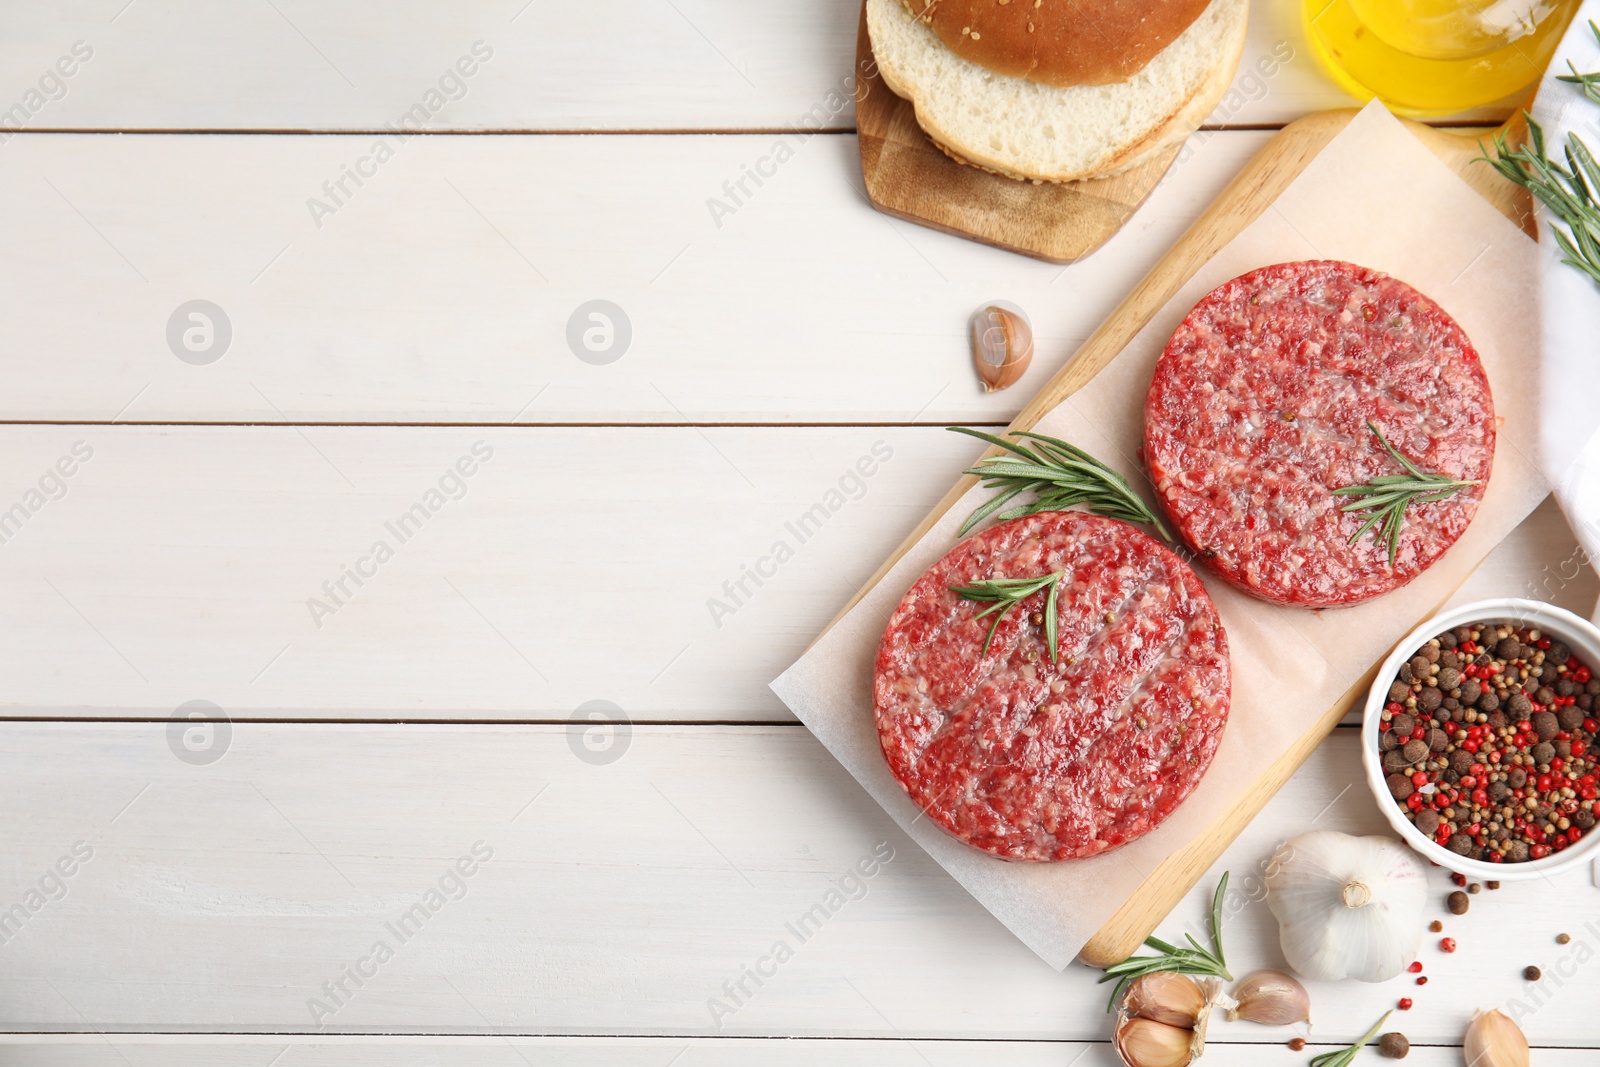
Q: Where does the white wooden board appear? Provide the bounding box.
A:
[2,725,1595,1045]
[0,130,1274,425]
[6,1037,1596,1066]
[0,426,1586,721]
[5,1038,1600,1066]
[0,0,1367,133]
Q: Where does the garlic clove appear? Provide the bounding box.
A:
[1226,969,1311,1026]
[1463,1009,1530,1067]
[970,300,1033,392]
[1115,1018,1195,1067]
[1122,971,1207,1028]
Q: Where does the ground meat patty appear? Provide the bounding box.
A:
[874,511,1229,861]
[1144,261,1494,608]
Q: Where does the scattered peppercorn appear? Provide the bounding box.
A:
[1448,891,1470,914]
[1398,997,1414,1011]
[1429,920,1444,933]
[1440,937,1457,953]
[1407,960,1423,973]
[1288,1037,1307,1051]
[1451,872,1468,886]
[1468,881,1482,894]
[1415,976,1428,985]
[1486,880,1501,890]
[1379,1031,1411,1058]
[1525,965,1543,981]
[1557,932,1572,944]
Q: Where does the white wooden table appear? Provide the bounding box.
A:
[2,2,1596,1063]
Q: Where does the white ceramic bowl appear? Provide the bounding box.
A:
[1361,598,1600,881]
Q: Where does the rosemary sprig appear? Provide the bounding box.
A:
[1481,111,1600,286]
[1099,873,1231,1012]
[948,570,1063,661]
[948,426,1172,541]
[1331,422,1478,566]
[1556,20,1600,103]
[1308,1010,1393,1067]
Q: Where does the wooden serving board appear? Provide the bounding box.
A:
[826,108,1533,967]
[853,2,1183,263]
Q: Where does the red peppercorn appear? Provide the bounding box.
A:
[1408,961,1423,973]
[1576,667,1592,684]
[1538,638,1552,650]
[1572,827,1584,842]
[1413,771,1429,785]
[1464,740,1481,753]
[1532,844,1550,859]
[1416,976,1429,985]
[1451,873,1467,886]
[1440,937,1457,952]
[1399,998,1414,1010]
[1413,725,1427,739]
[1584,718,1599,733]
[1408,793,1425,810]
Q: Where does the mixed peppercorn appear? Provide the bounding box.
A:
[1378,622,1599,862]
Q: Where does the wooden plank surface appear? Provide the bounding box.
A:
[3,724,1597,1044]
[0,426,1582,722]
[0,0,1412,132]
[6,1038,1599,1066]
[0,0,1587,1057]
[0,129,1269,425]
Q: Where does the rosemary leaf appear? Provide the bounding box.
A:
[1481,105,1600,286]
[1099,874,1231,1012]
[948,426,1172,540]
[1308,1011,1393,1067]
[1332,422,1477,565]
[948,570,1064,662]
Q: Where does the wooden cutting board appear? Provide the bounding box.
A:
[826,107,1533,967]
[853,2,1183,263]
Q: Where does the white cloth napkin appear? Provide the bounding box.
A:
[1533,7,1600,621]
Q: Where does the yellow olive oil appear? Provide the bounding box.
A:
[1303,0,1579,115]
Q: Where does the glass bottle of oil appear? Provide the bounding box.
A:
[1304,0,1580,115]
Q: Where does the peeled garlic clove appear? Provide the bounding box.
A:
[1122,971,1207,1028]
[1226,969,1311,1026]
[1115,1017,1195,1067]
[970,300,1033,392]
[1464,1009,1529,1067]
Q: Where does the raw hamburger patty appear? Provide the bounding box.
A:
[874,511,1229,861]
[1144,260,1495,607]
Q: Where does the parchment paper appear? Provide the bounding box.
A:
[771,103,1548,969]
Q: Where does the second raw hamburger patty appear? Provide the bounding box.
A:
[874,511,1229,861]
[1144,260,1495,608]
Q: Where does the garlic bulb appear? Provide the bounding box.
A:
[1464,1009,1529,1067]
[1225,969,1311,1026]
[1263,830,1427,983]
